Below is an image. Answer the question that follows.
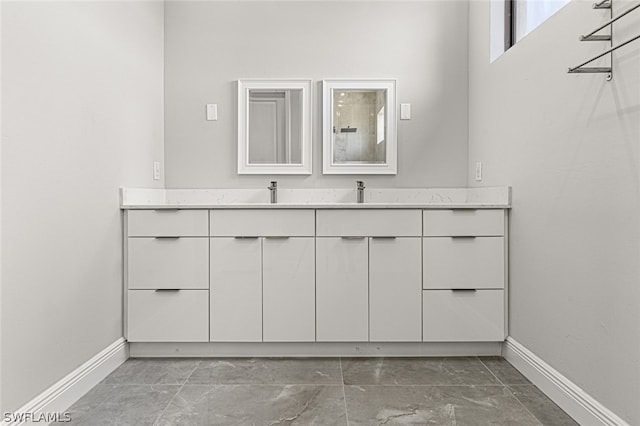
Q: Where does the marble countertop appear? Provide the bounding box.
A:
[120,187,511,209]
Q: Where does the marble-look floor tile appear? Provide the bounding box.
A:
[187,358,342,385]
[102,358,200,385]
[74,385,180,426]
[341,357,501,386]
[345,385,542,426]
[155,384,347,425]
[479,357,532,385]
[50,384,118,425]
[508,385,579,426]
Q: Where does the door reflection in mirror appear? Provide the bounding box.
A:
[332,90,387,164]
[248,89,303,165]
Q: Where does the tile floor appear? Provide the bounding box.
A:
[56,357,578,425]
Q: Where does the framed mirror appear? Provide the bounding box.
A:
[322,79,397,175]
[238,79,312,174]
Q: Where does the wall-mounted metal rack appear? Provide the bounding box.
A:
[568,0,640,81]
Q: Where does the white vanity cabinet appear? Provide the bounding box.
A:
[316,236,368,341]
[316,210,422,342]
[369,237,422,341]
[422,209,506,342]
[126,209,209,342]
[124,204,509,348]
[209,210,315,342]
[262,237,315,342]
[209,237,262,342]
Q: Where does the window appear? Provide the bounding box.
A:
[506,0,570,46]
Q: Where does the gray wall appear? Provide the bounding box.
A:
[1,1,164,412]
[468,1,639,423]
[164,1,469,188]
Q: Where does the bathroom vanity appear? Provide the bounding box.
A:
[121,187,510,357]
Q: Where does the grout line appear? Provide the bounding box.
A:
[152,361,202,426]
[477,357,543,426]
[339,358,350,426]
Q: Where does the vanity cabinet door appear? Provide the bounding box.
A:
[423,237,504,289]
[369,237,422,342]
[262,237,315,342]
[210,238,262,342]
[316,237,368,342]
[127,290,209,342]
[127,237,209,290]
[422,290,505,342]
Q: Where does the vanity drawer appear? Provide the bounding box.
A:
[316,209,421,237]
[423,237,504,289]
[210,210,314,237]
[127,289,209,342]
[423,209,504,237]
[128,209,208,237]
[422,290,505,342]
[128,237,209,289]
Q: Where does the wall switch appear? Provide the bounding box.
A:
[153,161,161,180]
[400,103,411,120]
[206,104,218,121]
[475,162,483,181]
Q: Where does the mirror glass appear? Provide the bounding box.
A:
[323,80,396,175]
[238,79,312,175]
[248,89,303,165]
[332,90,386,164]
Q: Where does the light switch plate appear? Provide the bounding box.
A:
[206,104,218,121]
[400,103,411,120]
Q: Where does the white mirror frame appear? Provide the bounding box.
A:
[238,79,313,175]
[322,79,397,175]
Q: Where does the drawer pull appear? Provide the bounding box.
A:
[451,236,477,239]
[153,209,180,212]
[451,289,477,292]
[154,289,181,292]
[341,236,366,240]
[372,236,397,239]
[234,236,259,239]
[265,236,290,239]
[154,236,181,240]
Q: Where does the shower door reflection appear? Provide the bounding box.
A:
[332,90,387,164]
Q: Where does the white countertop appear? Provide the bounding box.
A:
[120,187,511,209]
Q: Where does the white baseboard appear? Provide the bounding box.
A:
[503,337,629,426]
[2,338,128,426]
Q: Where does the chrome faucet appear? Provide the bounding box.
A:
[356,180,365,203]
[268,181,278,204]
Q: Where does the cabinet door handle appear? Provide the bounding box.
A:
[234,236,259,239]
[451,289,477,292]
[372,236,397,239]
[154,236,181,240]
[451,236,477,239]
[341,236,365,240]
[155,289,181,292]
[265,236,290,239]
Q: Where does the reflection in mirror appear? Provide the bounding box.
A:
[238,79,312,175]
[248,89,302,165]
[332,90,386,164]
[322,79,396,175]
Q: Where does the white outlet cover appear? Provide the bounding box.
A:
[206,104,218,121]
